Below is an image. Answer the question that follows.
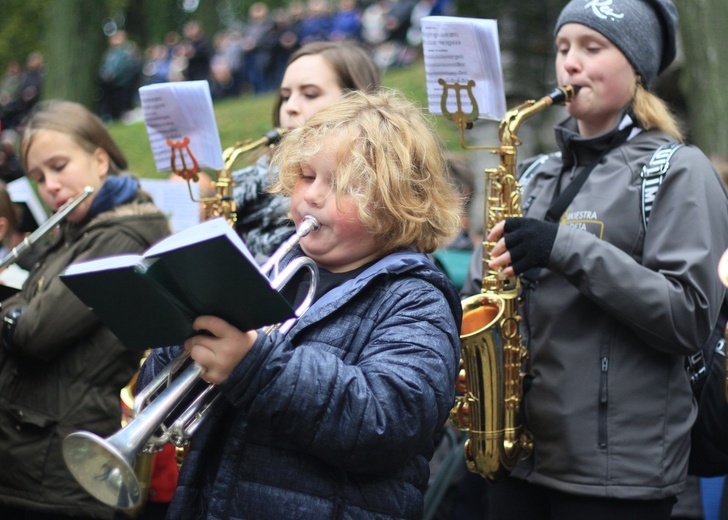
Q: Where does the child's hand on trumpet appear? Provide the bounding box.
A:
[185,315,258,384]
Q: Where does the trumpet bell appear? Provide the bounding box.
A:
[63,431,141,509]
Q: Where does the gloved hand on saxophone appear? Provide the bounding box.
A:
[488,217,558,276]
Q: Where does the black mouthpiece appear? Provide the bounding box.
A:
[549,85,580,105]
[265,128,285,146]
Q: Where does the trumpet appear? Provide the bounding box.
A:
[61,216,320,510]
[0,186,94,270]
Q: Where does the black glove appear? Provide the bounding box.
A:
[503,217,558,274]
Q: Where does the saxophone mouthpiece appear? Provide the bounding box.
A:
[550,85,580,104]
[264,128,287,146]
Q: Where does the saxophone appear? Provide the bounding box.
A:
[201,128,286,225]
[450,85,578,481]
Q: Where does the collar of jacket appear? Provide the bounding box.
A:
[554,112,641,169]
[284,248,462,334]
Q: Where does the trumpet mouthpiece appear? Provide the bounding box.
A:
[300,216,321,234]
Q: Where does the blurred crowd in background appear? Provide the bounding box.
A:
[0,0,454,131]
[0,0,455,187]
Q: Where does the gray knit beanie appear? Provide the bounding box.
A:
[554,0,678,88]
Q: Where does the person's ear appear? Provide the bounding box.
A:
[93,147,111,180]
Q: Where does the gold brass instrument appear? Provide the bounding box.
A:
[449,85,578,481]
[173,129,286,226]
[0,186,94,270]
[61,215,319,510]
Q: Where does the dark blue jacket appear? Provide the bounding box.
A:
[140,251,462,519]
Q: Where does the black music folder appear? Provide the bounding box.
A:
[0,284,20,300]
[60,217,295,350]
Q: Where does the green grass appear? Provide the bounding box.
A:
[107,60,466,179]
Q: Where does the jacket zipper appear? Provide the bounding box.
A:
[598,355,608,448]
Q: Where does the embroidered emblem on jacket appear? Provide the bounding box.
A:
[563,210,604,238]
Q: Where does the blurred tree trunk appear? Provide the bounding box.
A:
[126,0,180,48]
[677,0,728,157]
[42,0,107,110]
[194,0,221,40]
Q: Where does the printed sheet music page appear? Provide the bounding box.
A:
[421,16,506,121]
[139,80,225,173]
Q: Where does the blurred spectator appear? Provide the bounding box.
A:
[286,1,307,42]
[361,1,390,48]
[0,130,23,184]
[299,0,333,44]
[241,2,276,94]
[209,60,238,100]
[430,0,456,16]
[182,20,213,82]
[264,8,302,91]
[164,31,188,82]
[210,30,244,98]
[431,153,476,291]
[0,61,23,130]
[362,0,419,68]
[385,0,417,45]
[406,0,437,47]
[329,0,363,41]
[444,153,476,250]
[98,30,142,121]
[141,43,172,86]
[18,52,44,117]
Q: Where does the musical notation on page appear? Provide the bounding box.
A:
[139,81,225,173]
[421,16,506,121]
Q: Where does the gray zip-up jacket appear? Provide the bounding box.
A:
[463,115,728,500]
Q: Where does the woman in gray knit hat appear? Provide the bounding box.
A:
[462,1,728,518]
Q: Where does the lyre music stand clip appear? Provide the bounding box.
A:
[438,78,497,152]
[168,137,199,182]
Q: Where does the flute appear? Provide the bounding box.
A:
[0,186,94,270]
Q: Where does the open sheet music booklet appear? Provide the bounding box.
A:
[421,16,506,121]
[60,218,295,350]
[139,80,225,173]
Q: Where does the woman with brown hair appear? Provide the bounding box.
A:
[0,101,170,519]
[232,40,381,259]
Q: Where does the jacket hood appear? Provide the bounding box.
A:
[314,250,463,326]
